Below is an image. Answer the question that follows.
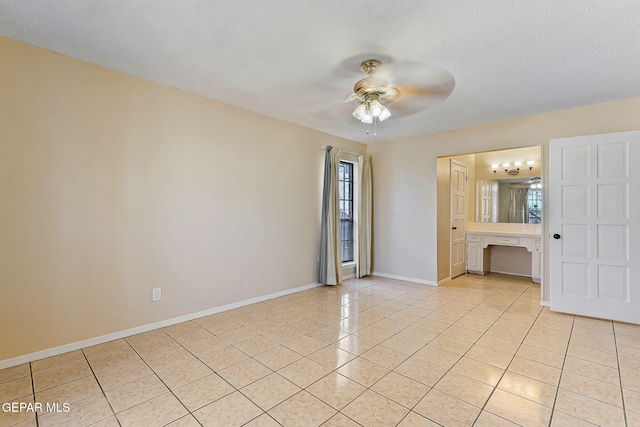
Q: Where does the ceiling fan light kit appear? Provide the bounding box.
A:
[347,59,399,135]
[352,94,391,123]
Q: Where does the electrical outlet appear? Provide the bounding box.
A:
[152,287,161,302]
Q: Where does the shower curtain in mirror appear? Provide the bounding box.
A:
[508,187,530,223]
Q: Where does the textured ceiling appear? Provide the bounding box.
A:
[1,0,639,143]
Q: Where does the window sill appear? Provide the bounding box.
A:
[342,261,356,267]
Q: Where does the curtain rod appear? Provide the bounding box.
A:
[319,145,364,157]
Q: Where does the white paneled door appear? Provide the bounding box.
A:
[451,161,467,278]
[549,131,640,324]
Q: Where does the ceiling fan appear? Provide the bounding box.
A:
[344,58,455,135]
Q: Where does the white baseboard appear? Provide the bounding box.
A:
[371,271,437,286]
[0,282,322,370]
[438,277,451,285]
[539,300,550,307]
[489,270,532,278]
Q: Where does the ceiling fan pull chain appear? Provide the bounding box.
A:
[374,116,377,137]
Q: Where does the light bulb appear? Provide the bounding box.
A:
[360,113,373,124]
[527,160,535,170]
[352,103,368,121]
[491,164,499,172]
[369,99,383,117]
[514,161,522,168]
[378,105,391,121]
[502,162,510,169]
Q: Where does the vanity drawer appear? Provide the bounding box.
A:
[467,234,483,243]
[492,236,519,245]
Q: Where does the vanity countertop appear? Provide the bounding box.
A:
[466,230,541,238]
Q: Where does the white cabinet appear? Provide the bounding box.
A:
[466,232,540,281]
[466,234,486,274]
[532,238,541,283]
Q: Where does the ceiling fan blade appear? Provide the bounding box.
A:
[387,62,454,88]
[345,92,364,103]
[292,82,358,122]
[365,60,456,117]
[386,84,455,118]
[386,99,438,118]
[396,84,455,98]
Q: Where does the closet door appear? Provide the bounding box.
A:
[450,161,467,278]
[549,131,640,323]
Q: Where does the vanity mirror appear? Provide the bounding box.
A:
[476,177,542,223]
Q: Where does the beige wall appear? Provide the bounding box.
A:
[368,96,640,295]
[0,37,365,361]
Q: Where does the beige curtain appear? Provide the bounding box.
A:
[321,149,342,285]
[357,154,372,278]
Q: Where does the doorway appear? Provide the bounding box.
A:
[437,146,543,284]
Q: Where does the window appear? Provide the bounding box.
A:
[528,189,542,224]
[339,161,354,263]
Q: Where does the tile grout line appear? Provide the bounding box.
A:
[124,332,208,427]
[545,311,575,427]
[156,288,381,425]
[387,277,539,426]
[81,344,125,427]
[396,278,510,425]
[449,280,544,426]
[228,281,421,426]
[29,362,39,427]
[249,281,422,426]
[253,280,456,425]
[313,281,451,426]
[130,321,290,425]
[429,279,537,424]
[613,323,629,427]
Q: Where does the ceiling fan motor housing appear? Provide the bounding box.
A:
[353,77,398,99]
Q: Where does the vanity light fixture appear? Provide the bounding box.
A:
[492,160,536,175]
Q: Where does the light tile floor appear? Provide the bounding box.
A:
[2,273,640,426]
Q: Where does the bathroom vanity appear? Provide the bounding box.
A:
[466,230,541,282]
